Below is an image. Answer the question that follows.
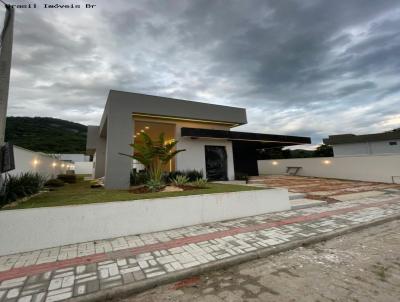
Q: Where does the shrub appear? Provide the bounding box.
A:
[0,173,46,206]
[130,170,149,186]
[120,132,185,183]
[190,178,209,188]
[162,171,184,184]
[184,169,203,182]
[145,179,164,192]
[161,170,204,183]
[57,174,77,184]
[171,175,190,186]
[45,178,65,187]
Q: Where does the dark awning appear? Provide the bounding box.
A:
[181,127,311,145]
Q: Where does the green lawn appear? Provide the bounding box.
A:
[5,180,262,210]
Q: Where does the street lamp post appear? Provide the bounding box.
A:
[0,2,14,191]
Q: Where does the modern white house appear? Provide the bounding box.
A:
[87,90,310,189]
[323,129,400,157]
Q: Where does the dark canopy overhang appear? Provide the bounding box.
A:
[181,127,311,147]
[181,127,311,177]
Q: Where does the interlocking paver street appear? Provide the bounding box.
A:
[0,186,399,301]
[120,219,400,302]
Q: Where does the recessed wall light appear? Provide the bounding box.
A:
[323,160,331,165]
[145,126,150,130]
[272,161,278,165]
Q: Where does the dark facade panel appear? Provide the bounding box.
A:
[181,127,311,144]
[232,141,259,177]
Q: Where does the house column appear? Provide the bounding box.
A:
[104,111,133,189]
[94,136,106,178]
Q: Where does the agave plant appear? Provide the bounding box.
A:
[190,178,209,188]
[171,175,190,187]
[120,132,185,184]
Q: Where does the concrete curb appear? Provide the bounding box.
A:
[70,213,400,302]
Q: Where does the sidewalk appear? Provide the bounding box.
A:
[1,191,400,302]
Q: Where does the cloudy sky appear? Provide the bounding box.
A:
[2,0,400,145]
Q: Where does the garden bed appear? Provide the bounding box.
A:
[2,179,263,210]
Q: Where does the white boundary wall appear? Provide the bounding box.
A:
[0,188,289,255]
[7,146,69,178]
[258,155,400,183]
[74,162,93,175]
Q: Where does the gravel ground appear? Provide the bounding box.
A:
[116,220,400,302]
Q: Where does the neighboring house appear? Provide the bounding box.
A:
[323,129,400,157]
[53,154,92,175]
[55,154,90,163]
[86,90,311,189]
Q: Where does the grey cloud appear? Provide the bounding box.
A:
[5,0,400,143]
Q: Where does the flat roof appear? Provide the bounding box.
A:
[100,90,247,131]
[181,127,311,145]
[323,129,400,145]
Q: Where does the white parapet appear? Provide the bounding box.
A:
[0,188,289,256]
[258,155,400,183]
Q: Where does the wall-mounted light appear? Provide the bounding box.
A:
[52,162,57,167]
[272,161,278,166]
[145,126,150,130]
[136,132,140,135]
[61,164,65,168]
[140,129,144,133]
[323,160,331,165]
[133,135,137,138]
[33,159,39,166]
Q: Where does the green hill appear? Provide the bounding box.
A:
[5,117,87,153]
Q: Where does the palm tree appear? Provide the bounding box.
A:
[120,132,185,182]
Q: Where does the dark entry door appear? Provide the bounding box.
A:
[205,146,228,181]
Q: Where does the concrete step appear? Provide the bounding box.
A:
[291,198,327,210]
[289,193,306,200]
[247,179,266,183]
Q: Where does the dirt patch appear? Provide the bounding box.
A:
[129,185,205,194]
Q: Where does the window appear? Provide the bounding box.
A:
[389,141,398,146]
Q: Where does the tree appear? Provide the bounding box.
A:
[120,132,185,183]
[314,144,333,157]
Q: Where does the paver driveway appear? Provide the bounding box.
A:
[250,175,400,202]
[0,185,399,302]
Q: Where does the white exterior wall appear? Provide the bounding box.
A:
[258,155,400,183]
[177,137,235,180]
[174,120,234,180]
[333,140,400,157]
[0,188,289,255]
[74,162,93,175]
[7,146,69,178]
